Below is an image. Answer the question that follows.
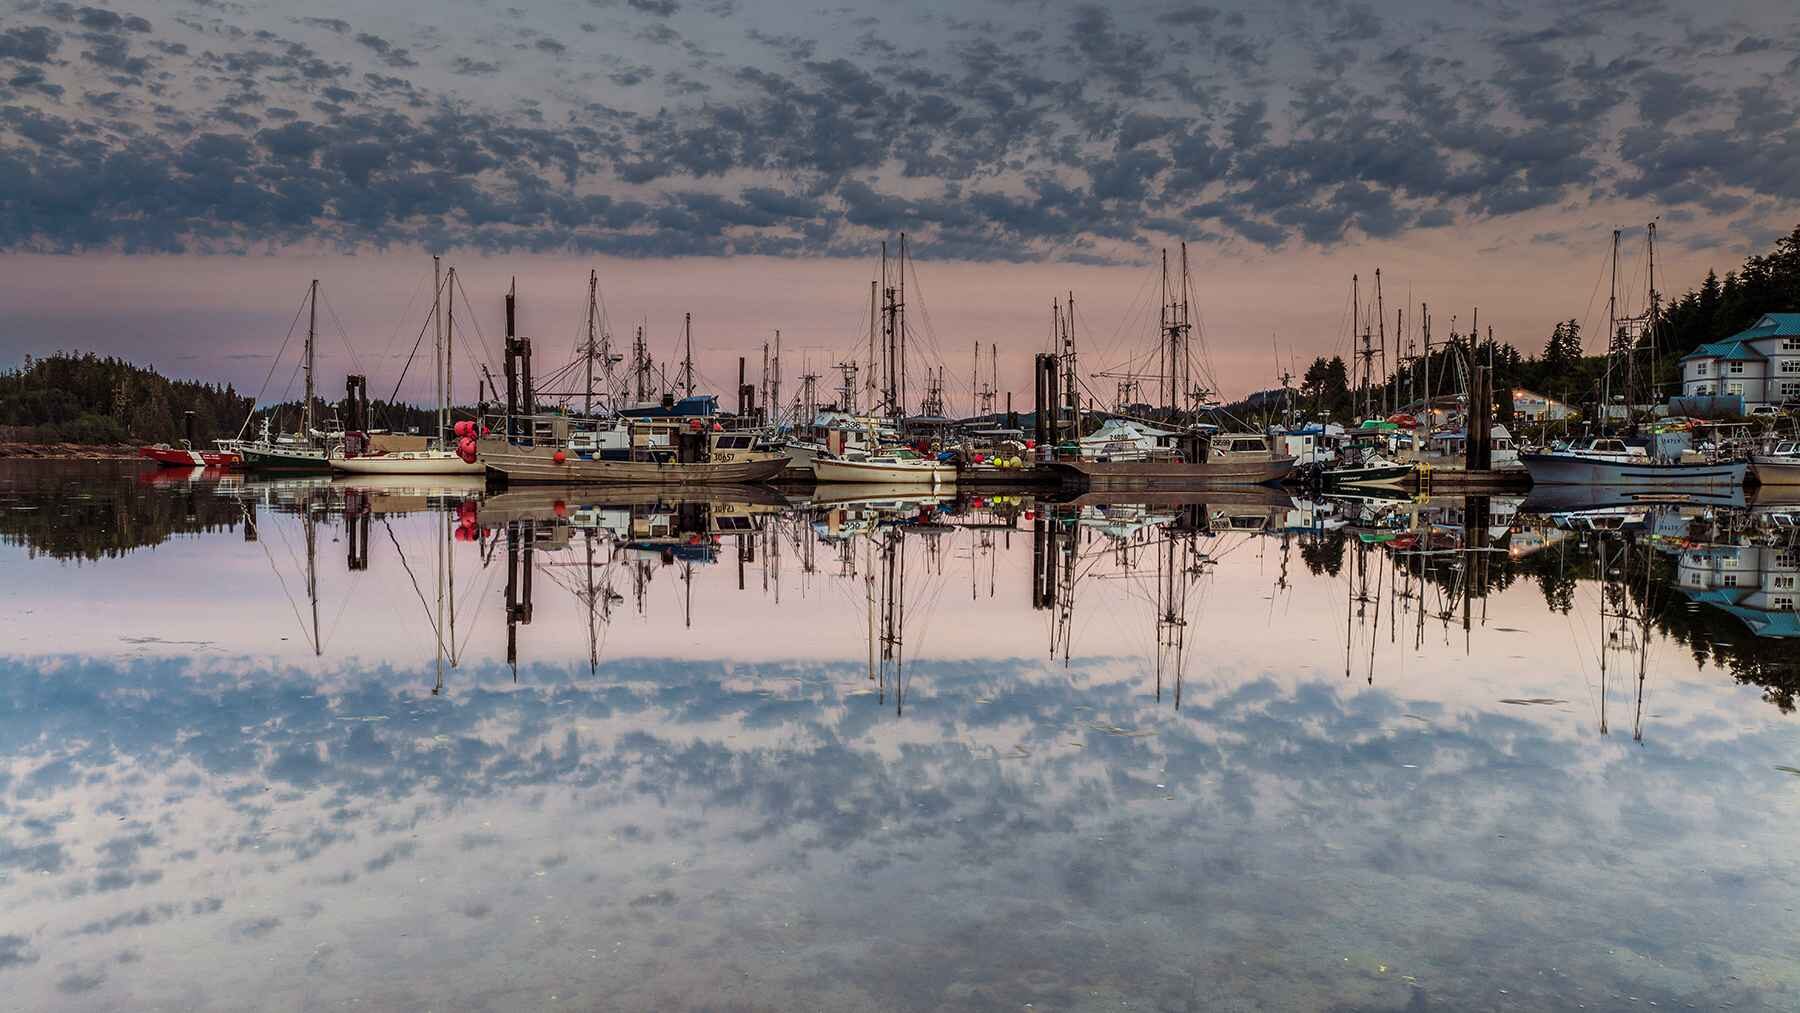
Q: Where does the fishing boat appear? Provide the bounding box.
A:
[1319,454,1416,489]
[482,420,789,485]
[1520,436,1748,487]
[1523,224,1747,491]
[139,441,241,468]
[812,449,957,485]
[1056,432,1295,487]
[1751,440,1800,487]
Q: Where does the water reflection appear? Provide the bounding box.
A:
[3,462,1800,1009]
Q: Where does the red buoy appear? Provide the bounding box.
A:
[553,450,567,464]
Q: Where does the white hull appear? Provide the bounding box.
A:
[812,459,957,485]
[1521,453,1748,487]
[1751,456,1800,487]
[331,452,484,475]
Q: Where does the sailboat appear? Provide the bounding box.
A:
[1522,225,1748,489]
[331,258,484,476]
[241,280,335,473]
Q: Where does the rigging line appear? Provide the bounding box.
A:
[383,517,445,647]
[318,289,367,380]
[451,272,501,380]
[238,287,312,438]
[248,505,317,653]
[383,301,439,408]
[368,264,429,394]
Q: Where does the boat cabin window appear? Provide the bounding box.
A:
[1592,439,1627,453]
[1227,438,1267,453]
[714,435,754,449]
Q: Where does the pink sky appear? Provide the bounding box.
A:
[0,214,1727,409]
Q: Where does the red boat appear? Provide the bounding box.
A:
[138,443,244,468]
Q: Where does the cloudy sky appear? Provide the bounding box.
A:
[1,0,1796,406]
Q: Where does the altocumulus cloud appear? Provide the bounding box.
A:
[0,0,1794,260]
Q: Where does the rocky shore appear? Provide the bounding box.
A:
[0,442,144,461]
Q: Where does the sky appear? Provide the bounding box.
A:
[1,0,1797,408]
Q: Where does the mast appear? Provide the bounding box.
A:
[772,329,781,423]
[1064,291,1077,438]
[1375,268,1387,417]
[305,278,319,440]
[443,266,455,442]
[1178,243,1192,415]
[431,257,441,440]
[867,279,878,414]
[898,235,908,420]
[681,312,696,398]
[585,269,598,416]
[1605,228,1621,435]
[1646,222,1660,408]
[1352,274,1361,419]
[1421,303,1432,429]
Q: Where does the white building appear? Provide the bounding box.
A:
[1510,388,1574,421]
[1679,313,1800,407]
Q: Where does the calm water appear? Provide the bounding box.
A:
[2,461,1798,1011]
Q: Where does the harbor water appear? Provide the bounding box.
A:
[2,461,1798,1010]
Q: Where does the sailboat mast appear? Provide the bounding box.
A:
[1376,268,1387,417]
[305,278,318,439]
[1646,222,1660,407]
[682,312,696,398]
[444,267,455,441]
[897,235,908,419]
[1178,242,1191,414]
[1158,249,1170,412]
[1422,303,1432,427]
[432,256,442,441]
[586,270,598,416]
[1605,228,1620,436]
[867,279,877,413]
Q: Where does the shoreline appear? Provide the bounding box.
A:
[0,442,146,461]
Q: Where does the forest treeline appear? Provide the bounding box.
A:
[0,351,450,444]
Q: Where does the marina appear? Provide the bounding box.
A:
[5,0,1800,1006]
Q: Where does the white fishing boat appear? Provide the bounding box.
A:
[1520,436,1748,487]
[331,448,484,475]
[1751,440,1800,487]
[812,449,957,485]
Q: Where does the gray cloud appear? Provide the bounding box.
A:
[0,0,1792,258]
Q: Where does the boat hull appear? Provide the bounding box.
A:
[1054,456,1296,489]
[1520,453,1747,487]
[331,453,484,476]
[139,446,242,468]
[1750,455,1800,487]
[811,459,957,484]
[1322,463,1416,488]
[482,443,790,485]
[240,445,332,473]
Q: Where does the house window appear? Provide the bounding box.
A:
[1783,382,1800,399]
[1775,576,1796,591]
[1777,551,1798,569]
[1776,596,1795,610]
[1728,361,1746,374]
[1728,382,1744,396]
[1784,337,1800,352]
[1723,574,1739,587]
[1694,362,1709,376]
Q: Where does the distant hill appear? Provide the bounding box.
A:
[0,352,252,445]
